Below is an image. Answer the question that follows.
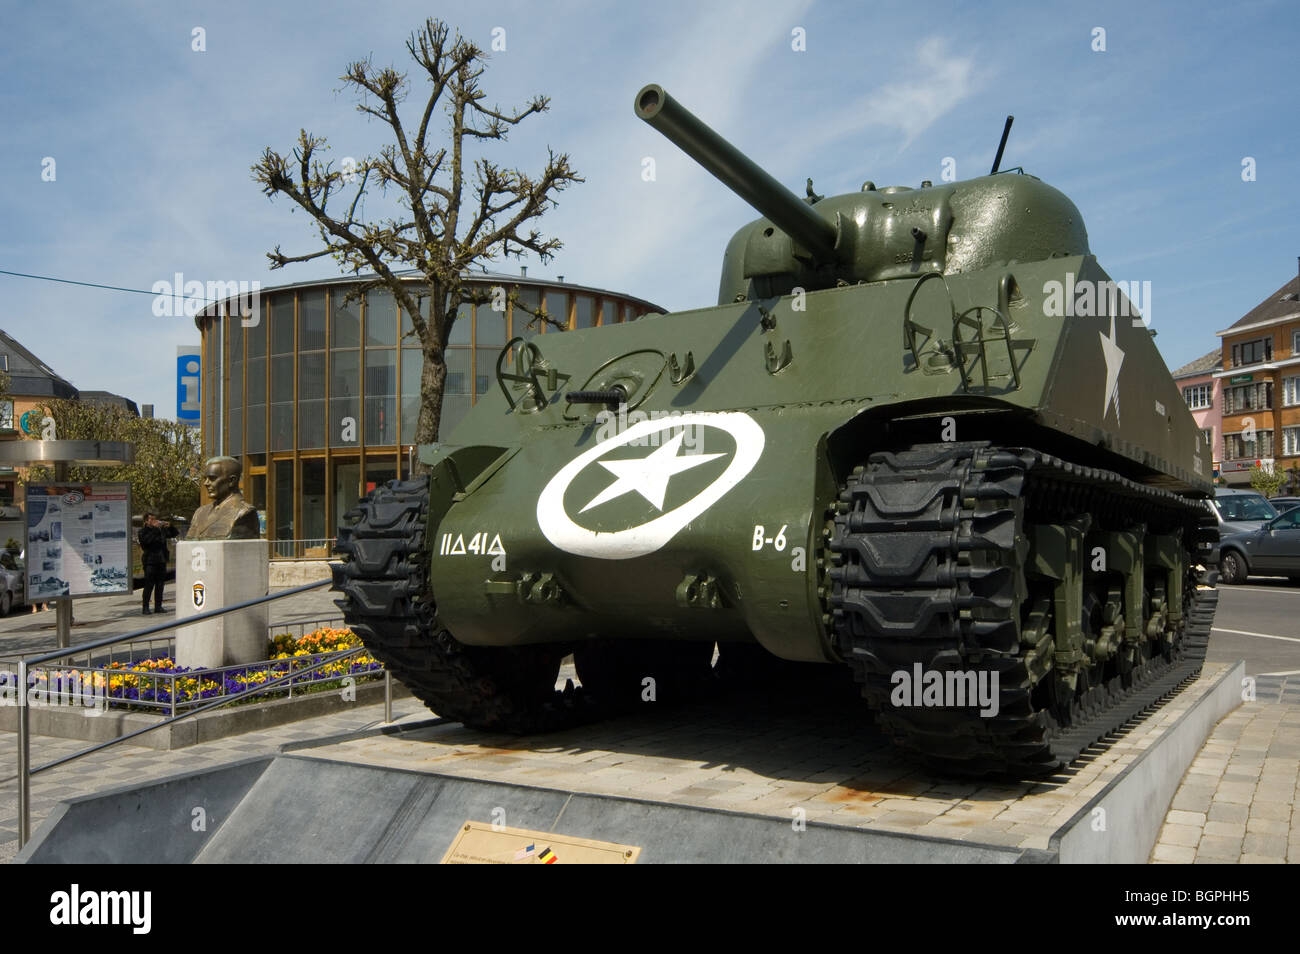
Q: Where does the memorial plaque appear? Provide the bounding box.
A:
[440,823,640,864]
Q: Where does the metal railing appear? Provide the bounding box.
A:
[270,538,336,560]
[15,645,382,719]
[268,616,347,640]
[2,632,176,670]
[10,579,394,849]
[1,615,354,706]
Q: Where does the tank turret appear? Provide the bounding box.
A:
[636,83,1090,304]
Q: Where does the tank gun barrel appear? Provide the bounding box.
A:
[636,84,839,262]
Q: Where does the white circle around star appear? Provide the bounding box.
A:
[536,411,765,559]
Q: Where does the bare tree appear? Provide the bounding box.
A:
[252,18,582,464]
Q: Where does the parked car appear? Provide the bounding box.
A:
[0,551,25,615]
[1212,488,1279,527]
[1218,506,1300,584]
[1266,496,1300,515]
[1205,489,1279,564]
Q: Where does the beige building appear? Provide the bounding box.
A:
[1215,270,1300,488]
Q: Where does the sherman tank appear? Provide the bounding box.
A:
[333,84,1219,776]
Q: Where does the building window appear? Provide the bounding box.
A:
[1231,337,1272,367]
[1201,428,1214,454]
[1293,329,1300,357]
[0,400,11,430]
[513,288,540,334]
[400,350,422,443]
[330,350,360,447]
[1284,427,1300,458]
[1284,376,1300,407]
[0,355,8,372]
[366,288,397,348]
[1224,382,1272,414]
[364,348,397,445]
[297,290,327,449]
[330,289,361,449]
[1182,384,1211,409]
[1224,430,1275,460]
[227,306,244,459]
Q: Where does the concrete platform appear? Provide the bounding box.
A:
[17,755,1045,863]
[14,659,1243,863]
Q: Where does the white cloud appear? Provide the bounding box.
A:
[830,36,985,151]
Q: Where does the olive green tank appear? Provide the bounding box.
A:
[333,84,1219,776]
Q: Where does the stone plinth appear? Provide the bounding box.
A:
[175,540,269,670]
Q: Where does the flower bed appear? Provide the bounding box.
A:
[24,627,382,713]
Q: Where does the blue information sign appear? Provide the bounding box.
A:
[177,347,201,422]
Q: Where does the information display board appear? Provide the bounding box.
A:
[26,483,132,599]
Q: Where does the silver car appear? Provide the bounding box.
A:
[1218,506,1300,584]
[1205,489,1277,564]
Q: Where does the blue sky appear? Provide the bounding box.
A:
[1,0,1297,417]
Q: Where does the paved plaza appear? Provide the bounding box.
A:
[1151,699,1300,863]
[1,582,1297,863]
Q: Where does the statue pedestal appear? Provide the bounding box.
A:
[175,540,269,670]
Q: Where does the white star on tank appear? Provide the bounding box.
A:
[580,431,724,513]
[1099,313,1124,424]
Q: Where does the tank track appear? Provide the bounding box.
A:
[828,442,1217,777]
[332,478,589,733]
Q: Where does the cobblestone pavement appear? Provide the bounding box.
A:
[1150,700,1300,864]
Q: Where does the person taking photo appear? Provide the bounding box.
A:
[137,513,178,615]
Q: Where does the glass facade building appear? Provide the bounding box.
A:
[197,272,662,555]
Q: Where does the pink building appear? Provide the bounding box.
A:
[1172,349,1223,478]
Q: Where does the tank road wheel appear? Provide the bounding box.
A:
[1218,551,1247,585]
[574,638,715,711]
[827,442,1218,777]
[332,477,585,734]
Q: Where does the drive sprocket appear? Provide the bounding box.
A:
[332,477,587,733]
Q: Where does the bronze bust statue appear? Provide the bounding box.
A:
[189,456,260,540]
